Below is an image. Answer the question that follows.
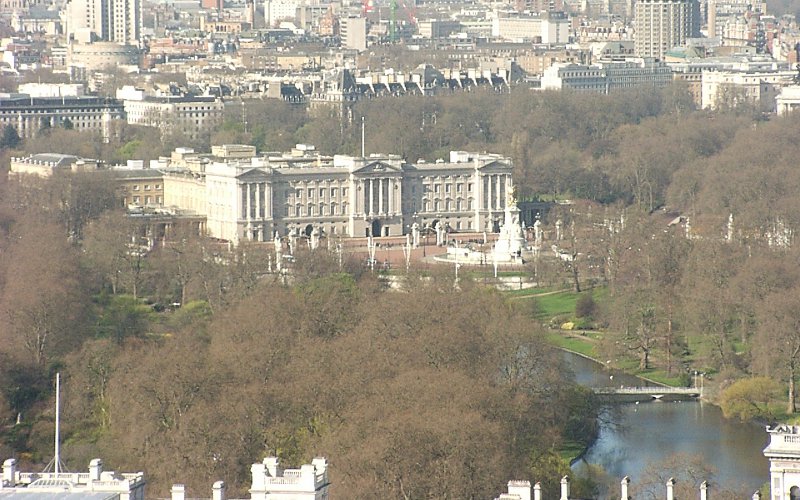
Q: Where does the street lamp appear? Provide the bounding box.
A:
[402,233,412,273]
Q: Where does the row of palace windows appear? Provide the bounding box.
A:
[287,187,350,200]
[131,184,162,191]
[286,202,350,217]
[131,195,162,205]
[423,183,474,194]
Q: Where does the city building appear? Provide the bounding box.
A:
[541,57,672,92]
[0,93,124,140]
[12,7,62,36]
[700,69,796,110]
[668,55,792,107]
[634,0,701,59]
[159,145,513,245]
[599,57,674,90]
[264,0,300,27]
[776,85,800,115]
[340,16,368,51]
[112,163,165,207]
[67,41,140,73]
[765,425,800,500]
[0,458,145,499]
[116,86,224,140]
[417,19,462,38]
[491,12,570,43]
[541,62,607,91]
[65,0,142,45]
[9,153,100,177]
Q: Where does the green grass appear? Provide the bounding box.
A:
[634,369,686,387]
[503,285,568,298]
[545,331,597,357]
[534,291,581,320]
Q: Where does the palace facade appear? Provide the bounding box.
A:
[158,145,514,245]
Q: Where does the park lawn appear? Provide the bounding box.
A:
[545,331,597,358]
[534,291,580,320]
[503,285,568,298]
[634,368,686,387]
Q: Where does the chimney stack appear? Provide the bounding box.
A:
[621,476,630,500]
[666,478,676,500]
[89,458,103,482]
[2,459,16,487]
[700,480,709,500]
[508,480,531,500]
[212,480,226,500]
[560,475,570,500]
[171,484,186,500]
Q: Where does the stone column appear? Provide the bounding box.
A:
[379,178,384,215]
[262,182,269,219]
[246,184,251,221]
[700,480,708,500]
[488,175,493,210]
[533,482,542,500]
[367,179,373,216]
[357,179,364,214]
[393,178,400,214]
[495,175,501,211]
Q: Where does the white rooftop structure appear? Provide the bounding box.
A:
[0,458,145,500]
[249,457,329,500]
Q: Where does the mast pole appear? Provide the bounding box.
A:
[54,372,60,476]
[361,116,365,158]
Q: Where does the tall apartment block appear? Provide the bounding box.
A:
[634,0,700,59]
[66,0,141,45]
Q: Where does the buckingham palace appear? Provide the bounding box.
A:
[155,144,514,245]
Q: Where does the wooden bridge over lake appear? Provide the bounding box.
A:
[592,386,702,399]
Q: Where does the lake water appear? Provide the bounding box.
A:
[564,351,770,494]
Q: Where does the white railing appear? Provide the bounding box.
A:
[592,386,701,395]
